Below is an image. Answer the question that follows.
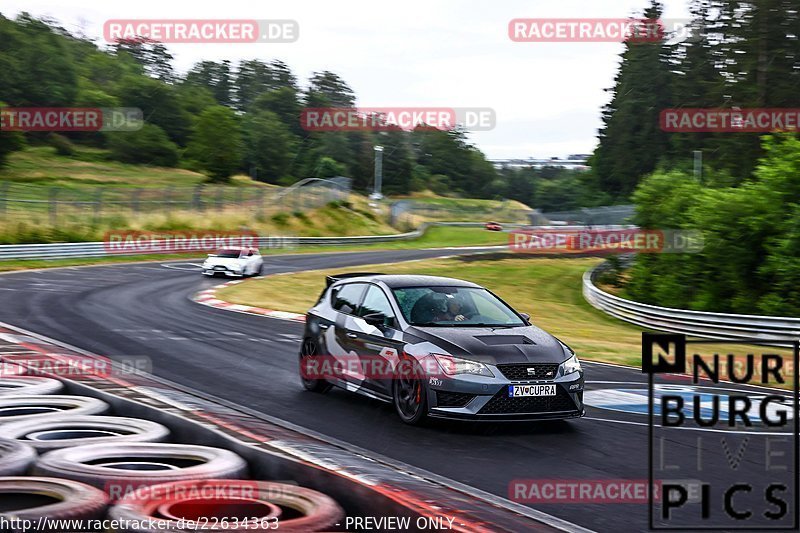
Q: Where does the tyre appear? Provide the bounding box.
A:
[34,443,248,499]
[0,416,171,452]
[392,358,428,425]
[109,479,344,532]
[0,376,64,396]
[0,477,109,529]
[0,438,36,476]
[299,339,332,393]
[0,395,109,424]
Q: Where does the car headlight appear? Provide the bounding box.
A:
[433,354,494,377]
[560,353,582,376]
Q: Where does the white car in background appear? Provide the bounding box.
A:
[202,247,264,277]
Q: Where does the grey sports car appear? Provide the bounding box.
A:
[299,273,585,424]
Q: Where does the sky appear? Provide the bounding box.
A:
[2,0,691,159]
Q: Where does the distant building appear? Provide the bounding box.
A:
[488,157,590,171]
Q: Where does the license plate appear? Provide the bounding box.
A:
[508,384,556,397]
[214,266,225,270]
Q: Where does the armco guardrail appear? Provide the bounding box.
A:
[583,265,800,344]
[0,222,513,261]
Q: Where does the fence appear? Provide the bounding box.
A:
[389,200,534,227]
[541,205,635,226]
[583,263,800,345]
[0,178,351,225]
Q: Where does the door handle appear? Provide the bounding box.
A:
[346,333,358,338]
[319,324,330,330]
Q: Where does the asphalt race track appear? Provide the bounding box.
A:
[0,249,796,532]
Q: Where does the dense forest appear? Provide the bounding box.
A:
[597,0,800,315]
[0,12,588,208]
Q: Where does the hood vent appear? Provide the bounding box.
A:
[475,335,535,346]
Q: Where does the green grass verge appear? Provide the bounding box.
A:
[217,254,797,383]
[0,226,508,272]
[0,146,263,188]
[218,254,647,366]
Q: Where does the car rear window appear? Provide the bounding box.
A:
[216,249,241,258]
[331,283,366,315]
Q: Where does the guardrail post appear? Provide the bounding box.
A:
[164,187,173,214]
[216,188,223,211]
[193,185,204,212]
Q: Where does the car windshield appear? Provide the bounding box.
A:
[215,249,241,258]
[392,286,525,327]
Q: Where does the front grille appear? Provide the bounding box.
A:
[479,386,577,414]
[497,363,559,381]
[436,391,475,408]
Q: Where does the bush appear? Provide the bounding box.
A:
[293,211,311,225]
[271,212,289,227]
[0,101,25,168]
[107,124,179,167]
[47,133,74,156]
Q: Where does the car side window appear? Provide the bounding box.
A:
[331,283,366,315]
[358,285,396,325]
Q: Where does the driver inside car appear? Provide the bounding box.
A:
[436,294,470,322]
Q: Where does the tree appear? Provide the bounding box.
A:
[116,75,192,145]
[185,61,233,107]
[107,123,178,166]
[306,71,356,108]
[315,156,346,178]
[175,84,217,117]
[251,88,303,135]
[242,110,297,183]
[592,1,673,197]
[665,0,726,169]
[186,106,243,182]
[113,38,175,83]
[0,14,78,106]
[378,131,414,195]
[235,59,298,110]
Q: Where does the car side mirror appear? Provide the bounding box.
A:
[362,312,387,326]
[520,312,531,322]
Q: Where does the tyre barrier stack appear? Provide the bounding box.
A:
[0,376,344,532]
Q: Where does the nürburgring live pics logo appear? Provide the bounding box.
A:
[643,333,799,530]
